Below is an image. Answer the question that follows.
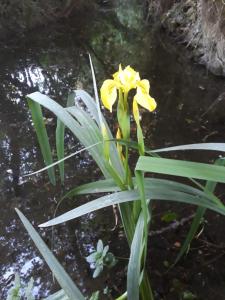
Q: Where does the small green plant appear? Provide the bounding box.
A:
[161,211,178,223]
[86,239,117,278]
[6,273,34,300]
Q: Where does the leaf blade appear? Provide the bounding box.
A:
[175,157,225,263]
[136,157,225,183]
[28,100,56,185]
[15,208,85,300]
[39,187,225,228]
[56,118,65,184]
[127,215,144,300]
[152,143,225,153]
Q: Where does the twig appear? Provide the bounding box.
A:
[149,214,195,237]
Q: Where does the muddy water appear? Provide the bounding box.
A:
[1,0,225,299]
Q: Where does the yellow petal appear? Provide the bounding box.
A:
[100,80,117,112]
[138,79,150,94]
[116,128,124,161]
[132,99,140,125]
[113,64,123,88]
[116,127,122,139]
[113,65,140,92]
[134,87,157,111]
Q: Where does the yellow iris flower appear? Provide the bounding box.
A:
[100,65,157,114]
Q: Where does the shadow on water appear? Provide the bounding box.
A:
[1,0,225,299]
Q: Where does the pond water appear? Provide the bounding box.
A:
[1,0,225,299]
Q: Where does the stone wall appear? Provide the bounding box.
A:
[201,0,225,75]
[148,0,225,76]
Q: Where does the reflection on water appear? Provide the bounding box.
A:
[1,0,225,298]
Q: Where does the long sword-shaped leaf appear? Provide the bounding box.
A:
[56,118,65,184]
[136,157,225,183]
[62,177,217,199]
[127,215,144,300]
[55,93,75,184]
[27,92,109,178]
[152,143,225,153]
[39,187,225,228]
[15,209,85,300]
[62,179,120,199]
[66,106,103,155]
[44,289,69,300]
[28,100,56,185]
[24,142,101,177]
[175,157,225,263]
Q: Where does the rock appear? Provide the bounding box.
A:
[148,0,225,77]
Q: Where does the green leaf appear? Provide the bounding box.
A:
[175,157,225,263]
[97,240,104,253]
[56,118,65,184]
[39,190,139,227]
[127,214,144,300]
[90,291,100,300]
[104,252,117,268]
[161,212,178,223]
[27,92,108,178]
[44,289,69,300]
[27,91,124,180]
[64,176,213,199]
[15,208,85,300]
[55,89,75,185]
[24,142,102,177]
[62,179,120,199]
[39,185,225,228]
[152,143,225,153]
[86,253,97,263]
[70,176,222,210]
[28,100,56,185]
[136,157,225,183]
[24,277,34,300]
[182,291,197,300]
[102,245,109,257]
[6,273,21,300]
[93,265,103,278]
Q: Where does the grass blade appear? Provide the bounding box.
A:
[62,177,216,199]
[15,208,85,300]
[39,190,140,227]
[55,91,86,184]
[127,214,144,300]
[175,157,225,263]
[27,92,109,178]
[62,179,120,199]
[24,142,101,177]
[28,100,56,185]
[136,157,225,183]
[44,289,69,300]
[39,187,225,228]
[56,118,65,184]
[152,143,225,153]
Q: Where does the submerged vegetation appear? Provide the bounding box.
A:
[14,56,225,299]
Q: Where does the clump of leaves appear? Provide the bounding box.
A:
[6,273,34,300]
[86,240,117,278]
